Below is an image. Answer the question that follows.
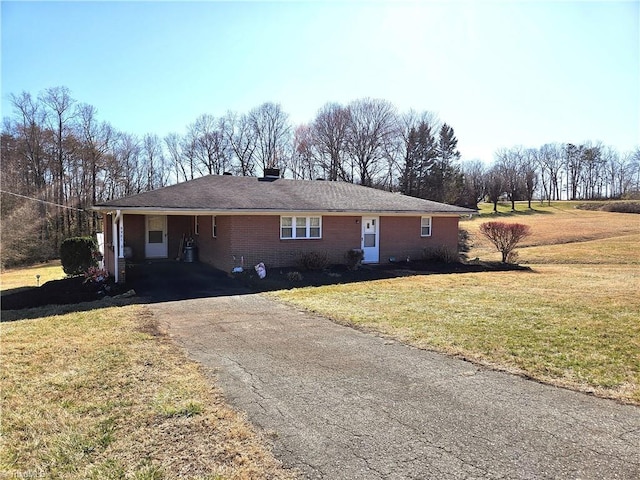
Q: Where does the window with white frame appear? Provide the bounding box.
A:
[212,215,217,238]
[194,216,199,235]
[421,216,432,237]
[281,216,322,239]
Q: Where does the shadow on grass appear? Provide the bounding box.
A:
[1,260,532,322]
[480,207,554,217]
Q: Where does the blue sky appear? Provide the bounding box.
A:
[2,0,638,162]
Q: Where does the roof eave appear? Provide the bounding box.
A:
[93,205,474,216]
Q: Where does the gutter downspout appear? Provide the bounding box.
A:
[113,210,122,283]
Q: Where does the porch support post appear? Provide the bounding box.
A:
[118,213,124,258]
[117,211,126,283]
[112,210,124,284]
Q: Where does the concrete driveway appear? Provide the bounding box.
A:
[152,293,640,479]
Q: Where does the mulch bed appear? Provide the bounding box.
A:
[1,261,530,311]
[1,276,126,311]
[239,260,531,292]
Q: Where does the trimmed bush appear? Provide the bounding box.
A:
[345,249,364,270]
[286,271,303,282]
[60,237,99,275]
[479,221,531,263]
[423,245,459,264]
[298,251,329,271]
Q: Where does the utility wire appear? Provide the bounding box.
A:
[0,189,86,212]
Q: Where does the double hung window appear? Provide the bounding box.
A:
[421,216,432,237]
[281,216,321,239]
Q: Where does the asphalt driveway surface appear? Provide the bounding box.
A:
[152,294,640,479]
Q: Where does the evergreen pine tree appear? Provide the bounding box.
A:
[424,123,464,203]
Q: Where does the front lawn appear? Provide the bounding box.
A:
[273,204,640,404]
[1,304,296,479]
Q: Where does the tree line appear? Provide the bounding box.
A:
[1,85,639,267]
[463,143,640,213]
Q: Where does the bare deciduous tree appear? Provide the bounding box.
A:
[187,114,231,176]
[248,102,290,175]
[40,86,75,243]
[460,160,486,209]
[479,221,531,263]
[486,166,505,212]
[495,146,526,211]
[537,143,564,203]
[164,132,189,183]
[346,98,398,186]
[76,103,113,231]
[142,133,168,190]
[224,111,257,176]
[311,102,351,181]
[289,124,320,180]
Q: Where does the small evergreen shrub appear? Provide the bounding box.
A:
[345,249,364,270]
[60,237,99,275]
[458,228,472,255]
[298,251,329,271]
[286,271,303,282]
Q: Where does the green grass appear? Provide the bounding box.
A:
[273,204,640,404]
[1,305,297,479]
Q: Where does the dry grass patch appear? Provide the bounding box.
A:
[274,204,639,404]
[521,234,640,264]
[0,261,65,292]
[463,203,640,262]
[1,305,297,479]
[272,265,640,404]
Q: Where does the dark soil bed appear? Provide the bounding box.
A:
[239,260,531,292]
[1,276,125,311]
[1,261,530,311]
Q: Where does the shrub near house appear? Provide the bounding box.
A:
[60,237,101,275]
[479,222,531,263]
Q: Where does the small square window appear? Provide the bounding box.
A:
[421,217,432,237]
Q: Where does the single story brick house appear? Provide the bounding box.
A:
[93,171,474,282]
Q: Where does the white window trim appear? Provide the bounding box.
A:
[194,215,199,235]
[280,216,322,240]
[421,216,432,237]
[212,215,217,238]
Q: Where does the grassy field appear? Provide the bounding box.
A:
[464,201,640,263]
[1,299,296,478]
[273,202,640,404]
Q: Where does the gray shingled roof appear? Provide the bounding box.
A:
[94,175,474,215]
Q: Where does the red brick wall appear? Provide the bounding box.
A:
[194,215,232,269]
[168,216,193,260]
[196,215,361,271]
[380,216,459,262]
[114,213,460,272]
[123,214,145,262]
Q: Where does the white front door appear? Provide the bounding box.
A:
[361,216,379,263]
[145,215,168,258]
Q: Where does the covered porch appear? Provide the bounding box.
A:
[100,211,212,283]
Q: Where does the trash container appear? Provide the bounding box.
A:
[183,246,198,263]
